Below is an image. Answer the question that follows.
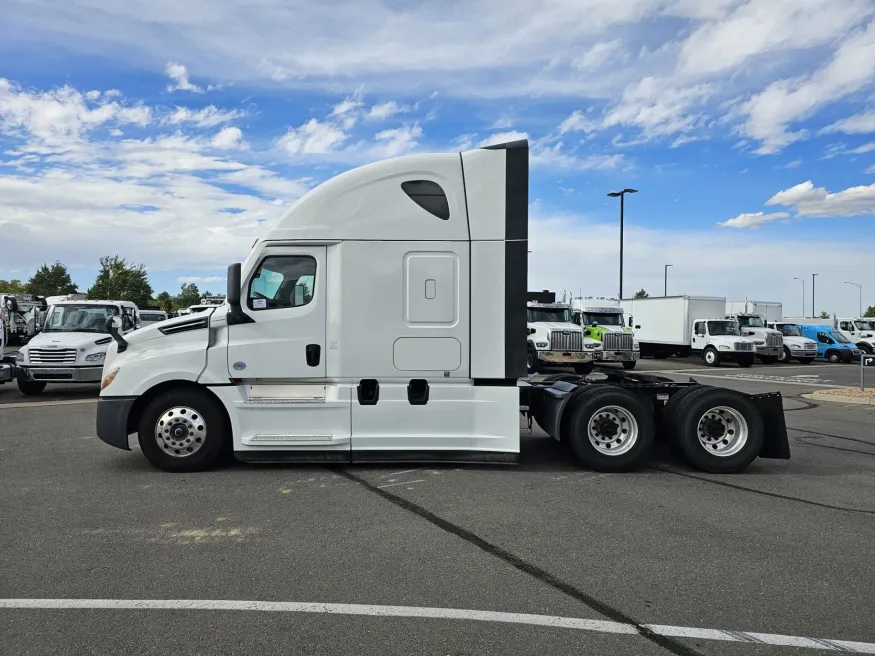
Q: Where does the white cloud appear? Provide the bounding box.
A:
[218,167,309,199]
[529,142,623,170]
[603,78,712,138]
[558,110,598,134]
[867,164,875,174]
[717,211,789,228]
[490,115,514,130]
[178,276,226,284]
[571,39,626,71]
[366,101,407,121]
[849,142,875,154]
[371,124,422,158]
[821,112,875,135]
[477,131,529,147]
[332,89,364,117]
[211,126,244,149]
[166,62,204,93]
[738,20,875,154]
[165,106,245,128]
[766,180,875,217]
[277,118,348,155]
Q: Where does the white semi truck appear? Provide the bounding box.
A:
[833,317,875,355]
[570,299,639,370]
[95,140,790,475]
[526,299,595,375]
[15,299,141,394]
[725,301,784,364]
[620,296,757,367]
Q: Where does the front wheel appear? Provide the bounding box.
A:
[859,344,873,355]
[827,351,841,363]
[138,389,229,472]
[526,346,541,374]
[564,386,655,472]
[703,347,720,367]
[17,379,47,395]
[622,360,637,370]
[777,347,791,363]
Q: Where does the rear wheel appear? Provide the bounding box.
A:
[526,346,541,374]
[622,360,637,370]
[663,387,764,473]
[564,386,655,472]
[137,389,229,473]
[17,380,47,395]
[703,347,720,367]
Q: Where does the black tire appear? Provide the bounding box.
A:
[665,387,764,473]
[759,356,778,365]
[573,362,594,375]
[5,297,17,312]
[859,344,873,355]
[137,388,229,473]
[37,297,48,311]
[777,347,791,363]
[17,379,47,395]
[526,346,541,374]
[827,351,841,363]
[736,356,754,368]
[622,360,637,370]
[702,347,720,367]
[798,357,814,365]
[564,386,655,472]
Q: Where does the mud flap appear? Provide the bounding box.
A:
[750,391,790,459]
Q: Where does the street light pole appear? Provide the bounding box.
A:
[793,277,805,317]
[607,188,638,300]
[845,281,862,317]
[664,264,673,296]
[812,273,818,319]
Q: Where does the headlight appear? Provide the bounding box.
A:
[85,353,105,362]
[718,345,730,350]
[585,343,598,349]
[15,351,24,362]
[790,344,801,349]
[101,367,120,390]
[536,341,548,348]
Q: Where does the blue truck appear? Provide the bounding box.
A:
[797,324,861,363]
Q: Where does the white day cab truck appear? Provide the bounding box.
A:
[833,317,875,355]
[765,322,819,364]
[570,299,639,370]
[15,300,141,395]
[95,140,790,475]
[526,292,595,375]
[725,301,784,364]
[620,296,757,367]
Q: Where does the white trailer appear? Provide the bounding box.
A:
[620,296,757,367]
[94,140,790,475]
[726,300,782,323]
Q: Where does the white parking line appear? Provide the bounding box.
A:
[0,599,871,652]
[0,398,97,409]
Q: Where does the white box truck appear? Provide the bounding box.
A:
[620,296,757,367]
[725,300,784,363]
[726,300,782,323]
[94,140,790,475]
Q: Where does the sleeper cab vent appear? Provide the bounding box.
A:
[401,180,449,220]
[159,316,209,335]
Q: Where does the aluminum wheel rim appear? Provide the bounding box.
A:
[588,405,638,456]
[705,350,716,364]
[697,406,748,457]
[155,406,207,458]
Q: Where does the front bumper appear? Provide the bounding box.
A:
[537,350,595,365]
[18,365,104,383]
[789,349,818,359]
[0,363,14,383]
[594,350,640,363]
[755,346,782,357]
[96,396,136,450]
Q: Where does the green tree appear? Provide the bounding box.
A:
[174,283,201,310]
[865,305,875,318]
[634,289,649,299]
[818,311,830,320]
[87,256,153,307]
[154,291,173,313]
[26,261,79,297]
[0,279,27,294]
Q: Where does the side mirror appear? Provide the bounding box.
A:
[635,325,641,330]
[227,263,254,326]
[527,328,536,335]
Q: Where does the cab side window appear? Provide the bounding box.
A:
[840,321,850,331]
[694,322,705,336]
[817,332,834,345]
[248,256,316,311]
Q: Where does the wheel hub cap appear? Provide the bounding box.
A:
[155,406,207,458]
[696,406,749,457]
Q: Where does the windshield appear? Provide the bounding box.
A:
[736,315,764,328]
[832,331,851,344]
[43,304,120,333]
[854,321,874,331]
[707,321,740,336]
[581,312,624,327]
[777,324,801,337]
[527,308,571,323]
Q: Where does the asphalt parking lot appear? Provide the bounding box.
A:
[1,355,874,655]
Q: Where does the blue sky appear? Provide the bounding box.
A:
[1,0,874,316]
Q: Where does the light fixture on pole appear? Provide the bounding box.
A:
[845,281,862,317]
[793,277,805,317]
[607,188,638,300]
[664,264,673,297]
[812,273,818,319]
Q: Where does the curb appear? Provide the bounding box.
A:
[802,391,875,405]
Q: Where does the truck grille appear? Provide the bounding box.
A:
[603,332,633,351]
[550,331,582,351]
[766,333,783,347]
[734,342,754,352]
[28,348,77,364]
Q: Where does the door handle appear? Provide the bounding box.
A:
[306,344,321,367]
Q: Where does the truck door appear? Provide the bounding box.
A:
[227,247,326,380]
[692,321,706,349]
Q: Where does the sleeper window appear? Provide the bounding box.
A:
[248,256,316,310]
